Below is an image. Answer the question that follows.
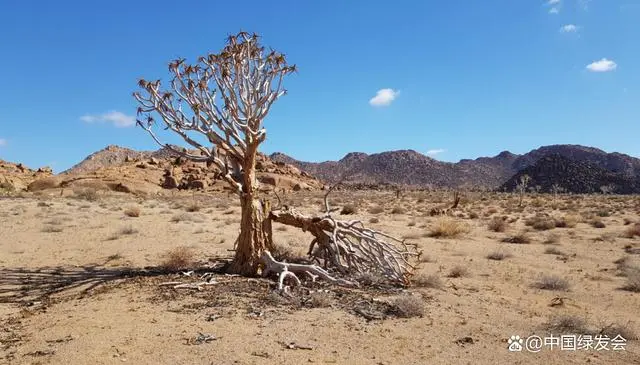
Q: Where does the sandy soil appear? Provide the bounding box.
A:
[1,190,639,364]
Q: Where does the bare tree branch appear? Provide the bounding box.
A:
[133,32,296,196]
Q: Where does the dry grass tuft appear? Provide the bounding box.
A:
[107,225,138,240]
[412,273,443,289]
[555,215,578,228]
[124,206,141,217]
[73,188,99,201]
[532,275,570,291]
[391,207,407,215]
[544,315,589,334]
[368,205,384,214]
[544,246,566,256]
[160,246,195,271]
[598,322,638,340]
[543,233,560,245]
[486,250,511,261]
[185,203,201,212]
[308,292,333,308]
[623,223,640,238]
[502,231,531,244]
[428,217,469,238]
[447,265,469,278]
[42,225,63,233]
[487,217,508,232]
[340,204,357,215]
[622,267,640,292]
[525,215,556,231]
[389,296,424,318]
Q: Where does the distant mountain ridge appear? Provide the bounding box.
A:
[270,144,640,193]
[500,154,640,194]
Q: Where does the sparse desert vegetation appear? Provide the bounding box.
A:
[1,185,640,364]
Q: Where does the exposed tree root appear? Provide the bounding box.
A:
[269,206,419,286]
[261,251,357,290]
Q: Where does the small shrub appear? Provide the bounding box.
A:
[622,268,640,292]
[532,275,570,291]
[369,217,380,224]
[502,231,531,244]
[185,203,201,212]
[161,246,195,271]
[543,233,560,245]
[340,204,357,215]
[544,247,566,256]
[388,296,424,318]
[368,206,384,214]
[526,215,556,231]
[590,219,606,229]
[447,265,469,278]
[545,315,589,334]
[171,213,192,223]
[307,292,333,308]
[42,226,63,233]
[124,206,141,217]
[598,322,638,340]
[391,207,407,215]
[555,215,578,228]
[468,211,479,219]
[107,225,138,240]
[487,217,508,232]
[73,188,99,201]
[428,217,469,238]
[623,223,640,238]
[595,210,610,217]
[412,273,443,289]
[486,250,511,261]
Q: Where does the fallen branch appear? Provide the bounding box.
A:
[261,251,357,290]
[269,207,418,286]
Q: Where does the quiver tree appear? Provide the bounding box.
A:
[134,31,418,287]
[133,32,295,275]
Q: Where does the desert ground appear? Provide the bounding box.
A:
[1,188,640,364]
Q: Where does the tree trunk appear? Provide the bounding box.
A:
[227,143,273,276]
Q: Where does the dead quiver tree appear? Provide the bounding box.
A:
[515,174,531,207]
[133,32,418,287]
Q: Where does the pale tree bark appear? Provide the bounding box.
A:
[133,32,419,286]
[133,32,295,275]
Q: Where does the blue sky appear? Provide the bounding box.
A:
[0,0,638,172]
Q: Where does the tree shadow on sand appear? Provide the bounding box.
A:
[0,264,227,305]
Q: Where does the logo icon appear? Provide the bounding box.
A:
[508,335,523,352]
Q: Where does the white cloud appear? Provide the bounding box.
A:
[586,58,618,72]
[369,89,400,107]
[80,111,135,128]
[426,149,445,156]
[549,7,560,14]
[560,24,579,33]
[0,138,6,147]
[547,0,561,4]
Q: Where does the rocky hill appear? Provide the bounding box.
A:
[500,154,640,194]
[270,144,640,193]
[0,159,53,193]
[20,145,322,195]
